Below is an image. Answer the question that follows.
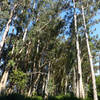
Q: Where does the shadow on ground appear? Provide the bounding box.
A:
[0,93,97,100]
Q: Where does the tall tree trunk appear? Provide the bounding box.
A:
[81,5,98,100]
[33,73,41,94]
[27,73,33,97]
[64,76,67,95]
[0,4,17,54]
[76,67,79,98]
[73,0,85,98]
[45,63,50,96]
[73,67,77,96]
[0,39,15,94]
[0,69,9,94]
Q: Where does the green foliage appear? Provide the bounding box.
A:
[7,59,15,67]
[96,76,100,98]
[48,94,85,100]
[10,69,28,90]
[0,0,100,99]
[32,96,43,100]
[47,77,56,95]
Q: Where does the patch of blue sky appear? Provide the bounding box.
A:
[90,10,100,39]
[8,26,17,35]
[59,9,73,40]
[0,25,17,41]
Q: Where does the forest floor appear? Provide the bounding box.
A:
[0,93,95,100]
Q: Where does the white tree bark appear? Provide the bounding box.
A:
[73,0,85,98]
[0,46,15,94]
[0,70,9,94]
[23,28,28,41]
[0,4,17,53]
[76,69,79,98]
[0,4,17,94]
[82,5,98,100]
[73,67,76,96]
[45,62,50,96]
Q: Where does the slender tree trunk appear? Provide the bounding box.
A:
[33,73,41,93]
[23,28,28,41]
[45,62,50,96]
[45,71,49,96]
[37,40,40,54]
[64,76,67,95]
[0,4,17,53]
[81,5,98,100]
[73,67,77,96]
[76,67,79,98]
[0,69,9,94]
[27,73,33,97]
[42,76,46,97]
[32,59,41,94]
[28,87,32,97]
[73,0,85,98]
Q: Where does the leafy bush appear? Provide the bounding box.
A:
[33,96,43,100]
[48,94,80,100]
[10,69,28,91]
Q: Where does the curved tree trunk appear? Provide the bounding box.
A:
[0,4,17,54]
[81,5,98,100]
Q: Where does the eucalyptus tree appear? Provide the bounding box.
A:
[73,0,85,98]
[81,4,98,100]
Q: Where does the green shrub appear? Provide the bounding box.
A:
[83,97,92,100]
[33,96,43,100]
[48,94,80,100]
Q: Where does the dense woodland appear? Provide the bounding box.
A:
[0,0,100,100]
